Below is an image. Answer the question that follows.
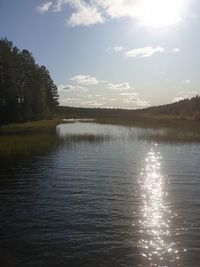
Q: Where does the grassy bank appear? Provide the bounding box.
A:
[0,134,64,159]
[0,118,63,134]
[0,119,64,159]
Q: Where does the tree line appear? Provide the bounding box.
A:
[0,38,59,125]
[57,95,200,122]
[143,95,200,120]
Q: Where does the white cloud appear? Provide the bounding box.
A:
[181,79,191,84]
[53,0,68,12]
[65,97,81,101]
[81,100,103,106]
[123,97,150,107]
[67,1,104,27]
[38,0,185,27]
[120,91,150,107]
[60,97,82,105]
[59,74,150,109]
[125,46,165,58]
[120,92,138,96]
[37,1,52,13]
[172,90,198,103]
[172,96,185,103]
[71,75,99,85]
[106,82,131,91]
[58,84,87,91]
[169,48,181,53]
[106,46,125,53]
[113,46,124,52]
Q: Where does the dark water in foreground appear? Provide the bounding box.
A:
[0,122,200,267]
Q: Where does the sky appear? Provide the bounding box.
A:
[0,0,200,109]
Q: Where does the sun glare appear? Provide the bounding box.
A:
[135,0,185,28]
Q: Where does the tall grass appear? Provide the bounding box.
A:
[0,134,63,159]
[0,119,62,134]
[137,128,200,143]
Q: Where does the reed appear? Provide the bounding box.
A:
[0,134,63,159]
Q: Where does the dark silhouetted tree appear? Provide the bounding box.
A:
[0,38,59,124]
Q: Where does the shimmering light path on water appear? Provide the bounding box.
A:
[138,146,187,266]
[0,122,200,266]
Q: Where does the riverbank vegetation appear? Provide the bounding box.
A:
[0,118,62,134]
[57,95,200,124]
[0,133,63,159]
[0,38,59,125]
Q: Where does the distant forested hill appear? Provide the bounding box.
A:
[142,96,200,120]
[0,38,59,124]
[57,96,200,122]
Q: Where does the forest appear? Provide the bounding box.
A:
[57,95,200,122]
[0,38,59,125]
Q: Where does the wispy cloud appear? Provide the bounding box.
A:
[52,0,68,12]
[71,75,99,85]
[106,46,125,53]
[37,0,185,27]
[169,48,181,53]
[120,92,138,96]
[172,90,198,103]
[106,82,131,91]
[125,46,165,58]
[36,1,52,13]
[59,74,150,108]
[123,97,150,107]
[81,100,103,107]
[58,84,87,91]
[181,79,191,84]
[67,1,104,27]
[107,46,180,59]
[172,96,185,103]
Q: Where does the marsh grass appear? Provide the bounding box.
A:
[0,133,64,159]
[0,119,62,134]
[62,134,113,144]
[137,128,200,143]
[1,118,200,160]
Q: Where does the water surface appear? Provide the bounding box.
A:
[0,122,200,266]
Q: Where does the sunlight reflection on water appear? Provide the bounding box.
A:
[138,145,183,267]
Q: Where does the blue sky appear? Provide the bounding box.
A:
[0,0,200,108]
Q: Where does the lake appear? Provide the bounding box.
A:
[0,122,200,267]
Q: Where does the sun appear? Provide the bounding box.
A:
[135,0,185,28]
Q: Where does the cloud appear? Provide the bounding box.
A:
[60,97,82,105]
[67,1,104,26]
[81,100,103,106]
[37,1,52,13]
[172,90,198,103]
[172,96,185,103]
[59,74,150,108]
[119,91,150,107]
[169,48,181,53]
[106,46,125,53]
[123,97,150,107]
[53,0,68,12]
[125,46,165,58]
[71,75,99,85]
[106,82,131,91]
[113,46,124,52]
[37,0,185,27]
[120,92,138,96]
[58,84,87,91]
[181,79,191,84]
[106,46,180,59]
